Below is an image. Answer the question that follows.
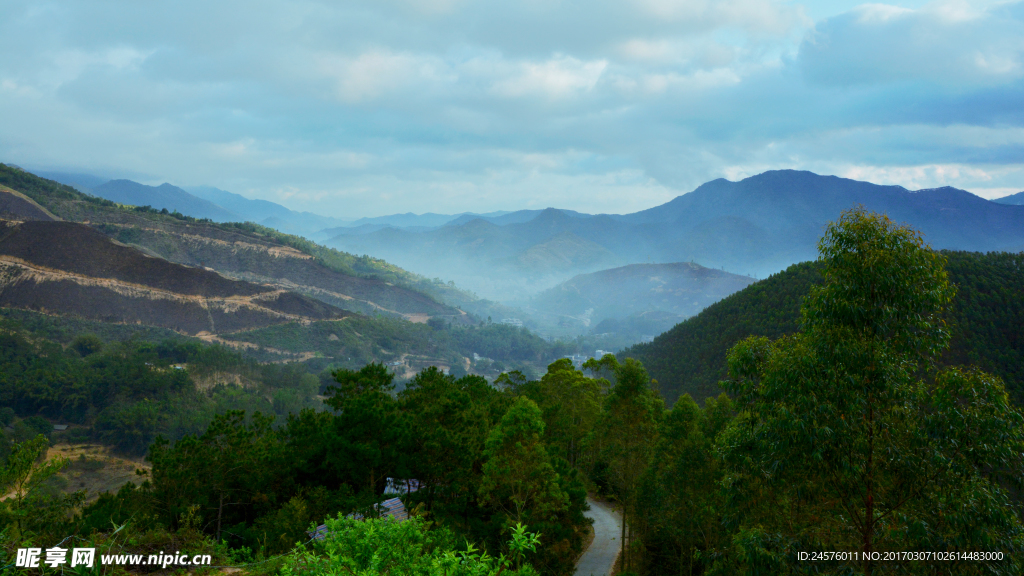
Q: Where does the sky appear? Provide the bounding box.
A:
[1,0,1022,218]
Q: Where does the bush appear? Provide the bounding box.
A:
[70,333,105,356]
[282,516,541,576]
[0,407,14,427]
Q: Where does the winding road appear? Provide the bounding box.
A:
[575,498,623,576]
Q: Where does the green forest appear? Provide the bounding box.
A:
[4,209,1024,575]
[624,249,1024,406]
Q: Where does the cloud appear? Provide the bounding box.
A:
[799,1,1024,86]
[0,0,1021,218]
[492,55,607,99]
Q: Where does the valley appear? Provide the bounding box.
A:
[3,163,1024,576]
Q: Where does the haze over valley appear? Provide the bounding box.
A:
[4,1,1024,573]
[28,165,1024,350]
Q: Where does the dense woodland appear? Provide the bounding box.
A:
[625,250,1024,405]
[4,210,1024,576]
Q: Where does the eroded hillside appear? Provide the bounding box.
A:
[0,220,349,336]
[0,164,466,323]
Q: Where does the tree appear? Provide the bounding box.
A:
[0,434,83,541]
[639,393,733,576]
[591,356,664,573]
[323,363,402,495]
[480,397,568,528]
[149,410,282,541]
[717,208,1024,575]
[399,368,498,527]
[522,359,604,470]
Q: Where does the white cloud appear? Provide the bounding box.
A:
[0,0,1022,218]
[491,55,607,99]
[800,0,1024,85]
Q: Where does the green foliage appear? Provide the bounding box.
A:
[0,318,322,455]
[399,368,500,526]
[715,209,1024,575]
[321,363,402,494]
[0,435,84,542]
[627,248,1024,406]
[480,397,568,528]
[70,333,105,357]
[149,411,287,541]
[636,393,732,576]
[590,357,664,574]
[516,359,605,469]
[282,516,540,576]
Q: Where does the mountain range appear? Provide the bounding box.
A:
[327,170,1024,303]
[16,165,1024,350]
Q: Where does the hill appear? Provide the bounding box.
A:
[623,251,1024,406]
[525,262,755,336]
[185,185,352,236]
[0,164,591,380]
[329,208,639,300]
[0,220,348,335]
[328,170,1024,303]
[0,185,60,221]
[0,163,466,322]
[994,191,1024,205]
[91,180,240,222]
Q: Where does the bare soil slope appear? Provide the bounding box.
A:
[0,220,348,335]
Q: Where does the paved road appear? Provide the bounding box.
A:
[575,497,623,576]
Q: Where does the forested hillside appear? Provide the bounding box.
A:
[8,211,1024,576]
[624,250,1024,405]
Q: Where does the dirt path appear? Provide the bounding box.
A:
[575,497,623,576]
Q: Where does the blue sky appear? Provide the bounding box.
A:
[1,0,1021,217]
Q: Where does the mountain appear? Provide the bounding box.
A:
[312,210,518,241]
[994,191,1024,205]
[615,171,1024,258]
[328,207,644,300]
[444,209,591,227]
[526,262,756,335]
[0,164,465,323]
[0,219,347,335]
[328,170,1024,304]
[0,185,60,221]
[90,180,240,222]
[185,185,352,236]
[622,251,1024,406]
[31,170,110,192]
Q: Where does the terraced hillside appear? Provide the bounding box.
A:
[0,164,466,323]
[0,220,348,335]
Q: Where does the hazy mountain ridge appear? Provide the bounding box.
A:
[185,185,353,236]
[91,180,240,222]
[994,191,1024,205]
[327,170,1024,305]
[523,262,756,340]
